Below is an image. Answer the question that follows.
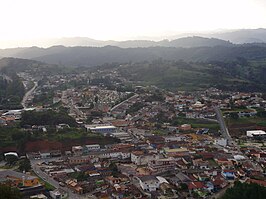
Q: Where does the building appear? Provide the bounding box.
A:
[30,194,47,199]
[68,156,90,165]
[110,132,132,142]
[131,151,159,166]
[72,146,83,156]
[138,176,160,192]
[215,138,227,147]
[85,125,117,134]
[84,144,100,152]
[247,130,266,138]
[148,158,176,174]
[0,170,40,187]
[49,188,68,199]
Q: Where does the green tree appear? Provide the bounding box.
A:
[229,112,239,120]
[0,184,21,199]
[221,181,266,199]
[5,155,18,166]
[18,158,31,172]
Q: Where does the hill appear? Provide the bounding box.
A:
[209,28,266,44]
[1,43,266,67]
[113,59,266,92]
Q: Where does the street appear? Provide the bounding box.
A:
[30,158,81,199]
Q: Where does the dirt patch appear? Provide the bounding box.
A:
[24,140,63,152]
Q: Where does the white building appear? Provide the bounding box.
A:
[247,130,266,138]
[138,176,168,192]
[85,125,117,134]
[49,188,68,199]
[138,176,160,192]
[85,144,100,152]
[215,138,227,147]
[131,151,160,166]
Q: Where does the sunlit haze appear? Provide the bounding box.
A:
[0,0,266,48]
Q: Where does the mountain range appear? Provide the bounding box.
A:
[0,28,266,67]
[1,43,266,67]
[1,28,266,49]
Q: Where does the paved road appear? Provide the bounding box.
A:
[214,106,233,145]
[30,159,81,199]
[214,106,263,172]
[21,81,38,109]
[110,94,138,112]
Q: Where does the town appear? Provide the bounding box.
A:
[1,66,266,199]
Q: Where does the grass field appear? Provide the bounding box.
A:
[176,117,219,130]
[226,117,266,126]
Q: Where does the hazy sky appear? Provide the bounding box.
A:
[0,0,266,47]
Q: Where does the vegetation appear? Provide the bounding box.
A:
[221,181,266,199]
[5,154,18,166]
[69,172,88,182]
[0,73,25,109]
[171,116,219,130]
[21,110,77,127]
[0,125,119,153]
[126,102,145,115]
[0,184,21,199]
[18,158,31,172]
[117,59,266,92]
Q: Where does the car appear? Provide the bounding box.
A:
[59,182,65,187]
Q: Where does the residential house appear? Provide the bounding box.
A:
[0,170,40,187]
[49,188,68,199]
[221,170,235,180]
[138,176,160,192]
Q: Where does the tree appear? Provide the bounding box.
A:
[0,184,21,199]
[229,112,239,120]
[5,155,18,166]
[18,158,31,172]
[179,183,188,191]
[257,111,266,118]
[109,162,119,176]
[221,181,266,199]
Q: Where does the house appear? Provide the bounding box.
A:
[215,138,227,147]
[221,170,235,180]
[30,194,47,199]
[169,172,191,187]
[49,188,68,199]
[72,146,83,156]
[131,151,159,166]
[68,156,90,165]
[212,175,228,190]
[137,176,161,192]
[164,147,190,156]
[215,158,233,168]
[0,170,40,187]
[188,181,205,191]
[192,159,209,170]
[105,176,121,185]
[148,158,176,174]
[179,124,192,131]
[84,144,100,153]
[205,181,214,192]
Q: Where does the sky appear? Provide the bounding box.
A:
[0,0,266,48]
